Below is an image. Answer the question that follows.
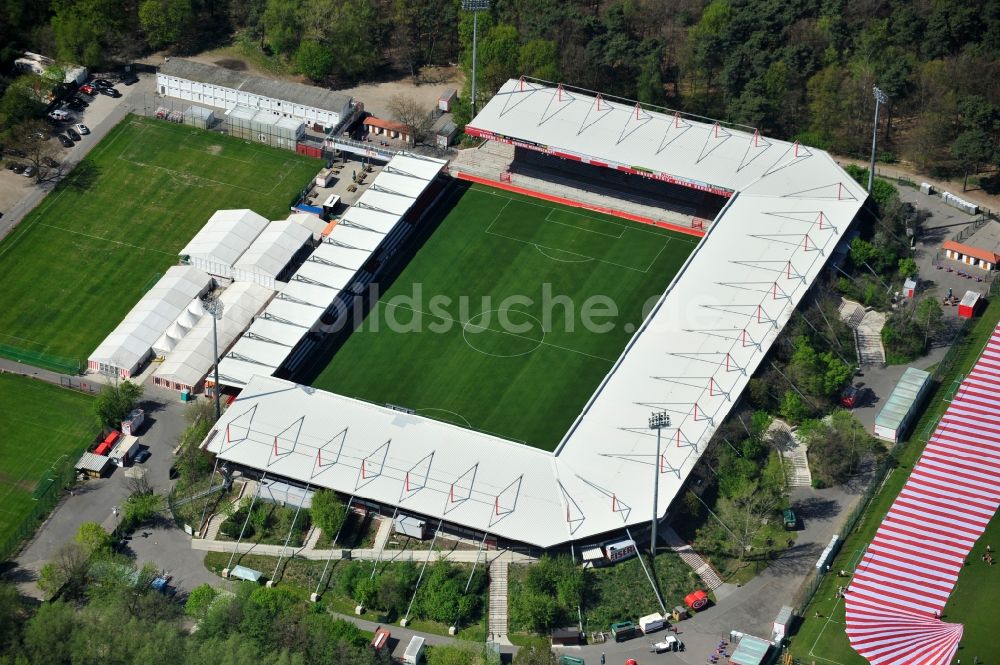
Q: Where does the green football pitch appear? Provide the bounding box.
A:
[307,183,700,450]
[0,373,94,549]
[0,116,320,371]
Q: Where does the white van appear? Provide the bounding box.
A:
[49,109,70,121]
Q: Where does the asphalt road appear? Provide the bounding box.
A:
[8,385,196,599]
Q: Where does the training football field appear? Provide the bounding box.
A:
[0,373,94,551]
[0,116,320,371]
[308,183,699,450]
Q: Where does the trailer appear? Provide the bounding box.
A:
[610,621,639,642]
[402,635,425,665]
[603,538,637,563]
[108,435,140,467]
[371,626,391,653]
[639,612,666,634]
[121,408,145,436]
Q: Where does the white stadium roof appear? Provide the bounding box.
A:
[286,212,328,241]
[206,79,866,549]
[90,266,212,375]
[154,281,274,388]
[215,153,447,389]
[232,219,313,286]
[179,209,269,277]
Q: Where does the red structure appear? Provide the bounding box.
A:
[684,589,709,611]
[95,431,120,456]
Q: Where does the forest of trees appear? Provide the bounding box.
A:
[3,0,1000,177]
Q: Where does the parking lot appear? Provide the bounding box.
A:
[8,386,227,600]
[0,71,155,241]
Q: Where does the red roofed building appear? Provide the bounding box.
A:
[363,116,412,144]
[941,220,1000,271]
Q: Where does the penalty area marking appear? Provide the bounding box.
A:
[414,408,473,428]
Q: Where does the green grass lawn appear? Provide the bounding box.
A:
[0,373,95,547]
[790,299,1000,665]
[308,183,698,449]
[0,116,320,368]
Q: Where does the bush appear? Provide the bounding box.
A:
[779,391,809,424]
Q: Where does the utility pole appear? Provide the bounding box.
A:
[648,411,670,557]
[203,295,225,420]
[461,0,490,120]
[868,86,889,194]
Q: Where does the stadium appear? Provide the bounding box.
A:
[201,77,866,551]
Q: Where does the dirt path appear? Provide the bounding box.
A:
[835,156,1000,212]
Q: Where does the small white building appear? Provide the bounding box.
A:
[180,209,270,279]
[157,59,354,130]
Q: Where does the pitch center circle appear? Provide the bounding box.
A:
[462,308,546,358]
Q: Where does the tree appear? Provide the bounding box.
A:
[898,257,918,278]
[184,584,218,621]
[8,119,64,183]
[513,645,554,665]
[779,390,808,424]
[75,522,114,559]
[262,0,301,56]
[715,476,783,559]
[310,490,347,541]
[951,128,994,191]
[94,381,143,432]
[122,492,162,531]
[139,0,193,51]
[636,52,666,106]
[295,41,335,81]
[386,93,432,145]
[519,39,559,81]
[800,411,874,487]
[23,601,76,665]
[37,542,89,599]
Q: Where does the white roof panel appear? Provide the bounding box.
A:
[180,209,269,267]
[325,225,385,252]
[312,241,370,270]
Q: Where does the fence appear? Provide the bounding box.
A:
[790,314,979,617]
[0,342,82,375]
[0,451,84,563]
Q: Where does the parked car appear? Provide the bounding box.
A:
[42,156,60,168]
[22,165,36,178]
[93,78,114,89]
[99,87,122,98]
[839,384,869,409]
[30,131,47,141]
[10,163,25,174]
[66,128,82,141]
[121,71,139,85]
[57,134,74,148]
[5,147,27,157]
[79,83,95,95]
[74,123,90,135]
[66,98,86,111]
[134,448,151,464]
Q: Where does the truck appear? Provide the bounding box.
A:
[109,435,140,467]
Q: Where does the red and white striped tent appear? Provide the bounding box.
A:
[845,323,1000,664]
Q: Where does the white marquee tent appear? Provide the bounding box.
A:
[88,266,212,378]
[231,219,313,288]
[153,281,274,392]
[179,209,269,278]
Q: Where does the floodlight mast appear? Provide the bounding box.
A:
[203,295,225,421]
[648,410,671,557]
[461,0,490,121]
[868,86,889,194]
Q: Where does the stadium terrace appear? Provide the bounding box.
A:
[204,78,866,550]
